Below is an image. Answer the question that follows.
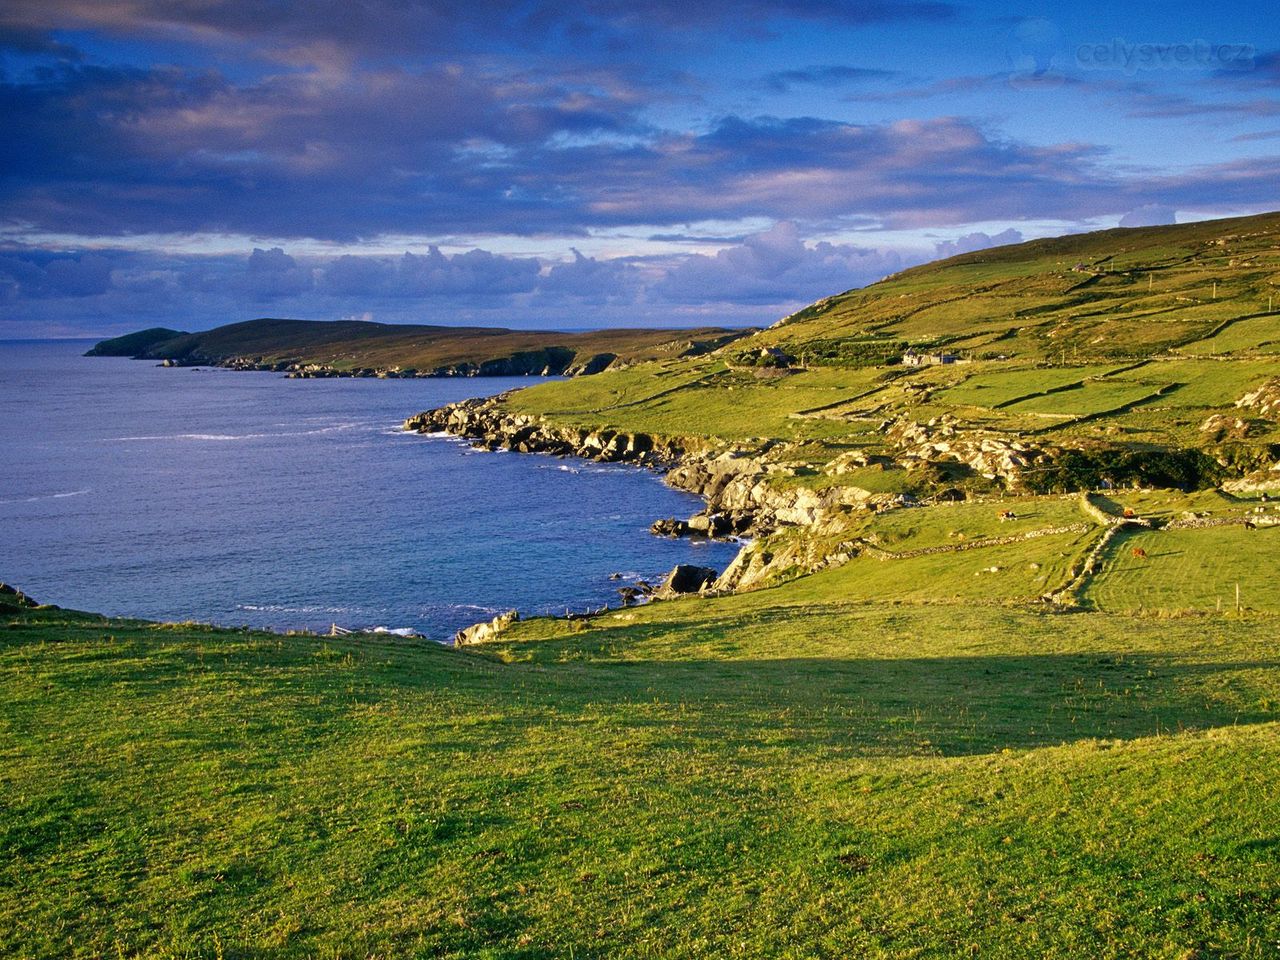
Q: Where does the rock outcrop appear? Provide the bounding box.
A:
[405,396,936,608]
[653,565,719,598]
[883,415,1037,488]
[1237,378,1280,419]
[1200,413,1257,442]
[405,397,911,542]
[1223,460,1280,494]
[454,609,519,646]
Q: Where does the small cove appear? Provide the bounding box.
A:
[0,340,738,638]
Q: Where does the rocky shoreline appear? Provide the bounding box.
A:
[403,392,1279,641]
[155,350,623,379]
[403,395,912,610]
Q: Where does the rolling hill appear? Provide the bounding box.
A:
[87,317,752,377]
[409,212,1280,605]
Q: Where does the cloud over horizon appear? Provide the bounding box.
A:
[0,223,929,337]
[1,1,1277,335]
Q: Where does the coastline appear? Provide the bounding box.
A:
[403,393,914,604]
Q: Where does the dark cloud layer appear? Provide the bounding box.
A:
[1,0,955,62]
[760,65,902,93]
[7,57,1276,244]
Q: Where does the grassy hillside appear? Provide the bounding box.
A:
[86,318,751,377]
[84,327,187,357]
[4,588,1280,958]
[765,211,1280,363]
[486,213,1280,499]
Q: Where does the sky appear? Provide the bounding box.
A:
[1,1,1277,337]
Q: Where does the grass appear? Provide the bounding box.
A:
[1002,380,1169,419]
[1107,359,1279,409]
[936,365,1122,409]
[507,368,877,443]
[861,495,1090,551]
[23,210,1280,957]
[1082,524,1280,614]
[4,593,1280,958]
[1178,313,1280,357]
[777,527,1097,604]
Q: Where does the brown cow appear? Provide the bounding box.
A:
[1131,547,1148,560]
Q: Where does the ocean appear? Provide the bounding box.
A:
[0,340,737,639]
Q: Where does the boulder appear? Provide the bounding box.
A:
[1200,413,1255,441]
[1237,378,1280,419]
[653,564,718,598]
[454,609,519,646]
[650,517,689,538]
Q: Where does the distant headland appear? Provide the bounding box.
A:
[86,317,753,378]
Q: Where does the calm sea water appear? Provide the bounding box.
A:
[0,340,736,638]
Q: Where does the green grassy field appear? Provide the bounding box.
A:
[4,590,1280,959]
[1082,524,1280,614]
[21,212,1280,957]
[935,365,1123,409]
[859,494,1089,551]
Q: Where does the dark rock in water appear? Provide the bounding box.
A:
[686,513,712,535]
[608,572,623,580]
[654,512,743,540]
[650,517,689,538]
[654,564,718,598]
[617,586,642,605]
[687,512,739,537]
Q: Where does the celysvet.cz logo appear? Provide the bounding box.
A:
[1005,17,1067,89]
[1076,39,1255,74]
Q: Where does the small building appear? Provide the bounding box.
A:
[758,346,793,366]
[902,349,959,367]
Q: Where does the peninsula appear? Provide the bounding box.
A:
[87,317,751,378]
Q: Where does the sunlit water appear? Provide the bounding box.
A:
[0,340,736,638]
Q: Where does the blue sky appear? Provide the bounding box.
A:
[1,0,1276,337]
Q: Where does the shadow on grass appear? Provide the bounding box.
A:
[495,606,1280,757]
[6,603,1278,759]
[526,650,1280,757]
